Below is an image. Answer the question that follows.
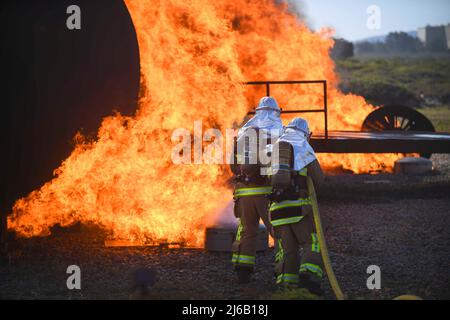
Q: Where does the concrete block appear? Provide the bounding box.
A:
[394,157,433,175]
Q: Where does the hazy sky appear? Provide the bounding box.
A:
[301,0,450,41]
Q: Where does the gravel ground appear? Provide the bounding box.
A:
[1,155,449,300]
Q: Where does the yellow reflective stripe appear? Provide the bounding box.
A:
[234,186,272,198]
[299,167,308,176]
[236,186,272,192]
[275,239,284,263]
[272,164,291,171]
[232,254,256,265]
[311,233,320,253]
[236,220,243,241]
[235,191,271,198]
[271,216,303,227]
[300,263,323,278]
[269,198,312,212]
[276,273,299,284]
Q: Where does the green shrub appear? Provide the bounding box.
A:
[341,80,420,107]
[336,57,450,107]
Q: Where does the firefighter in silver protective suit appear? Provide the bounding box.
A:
[230,97,283,284]
[268,117,325,296]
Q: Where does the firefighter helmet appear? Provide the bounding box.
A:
[256,96,281,112]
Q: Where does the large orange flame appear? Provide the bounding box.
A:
[8,0,401,245]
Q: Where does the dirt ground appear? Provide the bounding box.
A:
[1,155,449,300]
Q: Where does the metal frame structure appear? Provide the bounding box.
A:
[245,80,328,139]
[310,130,450,154]
[245,80,450,155]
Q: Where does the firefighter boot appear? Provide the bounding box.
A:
[235,266,253,285]
[298,273,324,297]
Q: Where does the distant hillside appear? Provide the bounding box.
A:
[356,31,418,43]
[335,57,450,109]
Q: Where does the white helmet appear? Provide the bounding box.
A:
[286,117,310,136]
[278,117,316,171]
[238,96,283,139]
[255,96,280,112]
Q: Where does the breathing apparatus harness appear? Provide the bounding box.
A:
[269,140,308,202]
[232,127,274,186]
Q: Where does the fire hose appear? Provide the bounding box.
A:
[306,176,422,301]
[306,176,345,300]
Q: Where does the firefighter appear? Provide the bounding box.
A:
[269,117,325,295]
[230,96,283,284]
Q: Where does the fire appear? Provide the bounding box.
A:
[8,0,401,245]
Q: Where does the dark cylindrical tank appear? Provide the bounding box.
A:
[0,0,140,248]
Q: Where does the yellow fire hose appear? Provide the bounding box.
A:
[306,176,345,300]
[306,176,422,301]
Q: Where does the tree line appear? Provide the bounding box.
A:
[355,32,448,55]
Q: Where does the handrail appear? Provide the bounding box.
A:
[245,80,328,140]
